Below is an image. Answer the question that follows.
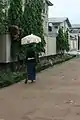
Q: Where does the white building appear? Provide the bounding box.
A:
[48,17,71,55]
[42,0,53,56]
[69,24,80,51]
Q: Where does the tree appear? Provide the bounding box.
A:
[64,29,69,52]
[8,0,23,27]
[0,0,8,34]
[8,0,23,63]
[22,0,45,53]
[0,0,5,34]
[56,27,65,54]
[56,27,70,54]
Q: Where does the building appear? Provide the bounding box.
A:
[48,17,71,55]
[42,0,53,56]
[69,24,80,51]
[0,0,53,63]
[48,17,71,35]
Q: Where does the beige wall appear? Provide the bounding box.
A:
[70,40,77,50]
[47,37,56,55]
[42,36,56,56]
[69,33,78,51]
[43,1,50,56]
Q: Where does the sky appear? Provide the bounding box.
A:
[48,0,80,24]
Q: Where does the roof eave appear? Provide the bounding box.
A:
[48,21,62,24]
[70,27,80,29]
[46,0,53,6]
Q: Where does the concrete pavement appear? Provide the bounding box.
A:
[0,58,80,120]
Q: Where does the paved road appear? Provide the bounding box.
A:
[0,58,80,120]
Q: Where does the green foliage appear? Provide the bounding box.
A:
[0,71,26,88]
[0,0,8,34]
[64,29,70,52]
[8,0,45,60]
[56,27,64,53]
[22,0,45,53]
[56,27,69,54]
[8,0,23,27]
[8,0,23,60]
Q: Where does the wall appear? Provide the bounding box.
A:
[41,36,48,56]
[47,37,56,55]
[0,35,6,63]
[0,34,11,63]
[42,36,56,56]
[42,1,50,56]
[69,33,78,51]
[6,34,11,63]
[48,23,58,56]
[70,40,77,50]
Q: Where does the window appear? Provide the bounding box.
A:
[48,26,52,32]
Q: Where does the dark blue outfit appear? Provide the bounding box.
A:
[27,58,36,80]
[25,44,39,83]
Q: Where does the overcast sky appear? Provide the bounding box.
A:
[49,0,80,24]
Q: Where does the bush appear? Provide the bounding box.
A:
[36,54,75,72]
[0,0,8,34]
[56,28,69,54]
[0,71,26,88]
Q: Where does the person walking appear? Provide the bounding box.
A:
[25,43,39,84]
